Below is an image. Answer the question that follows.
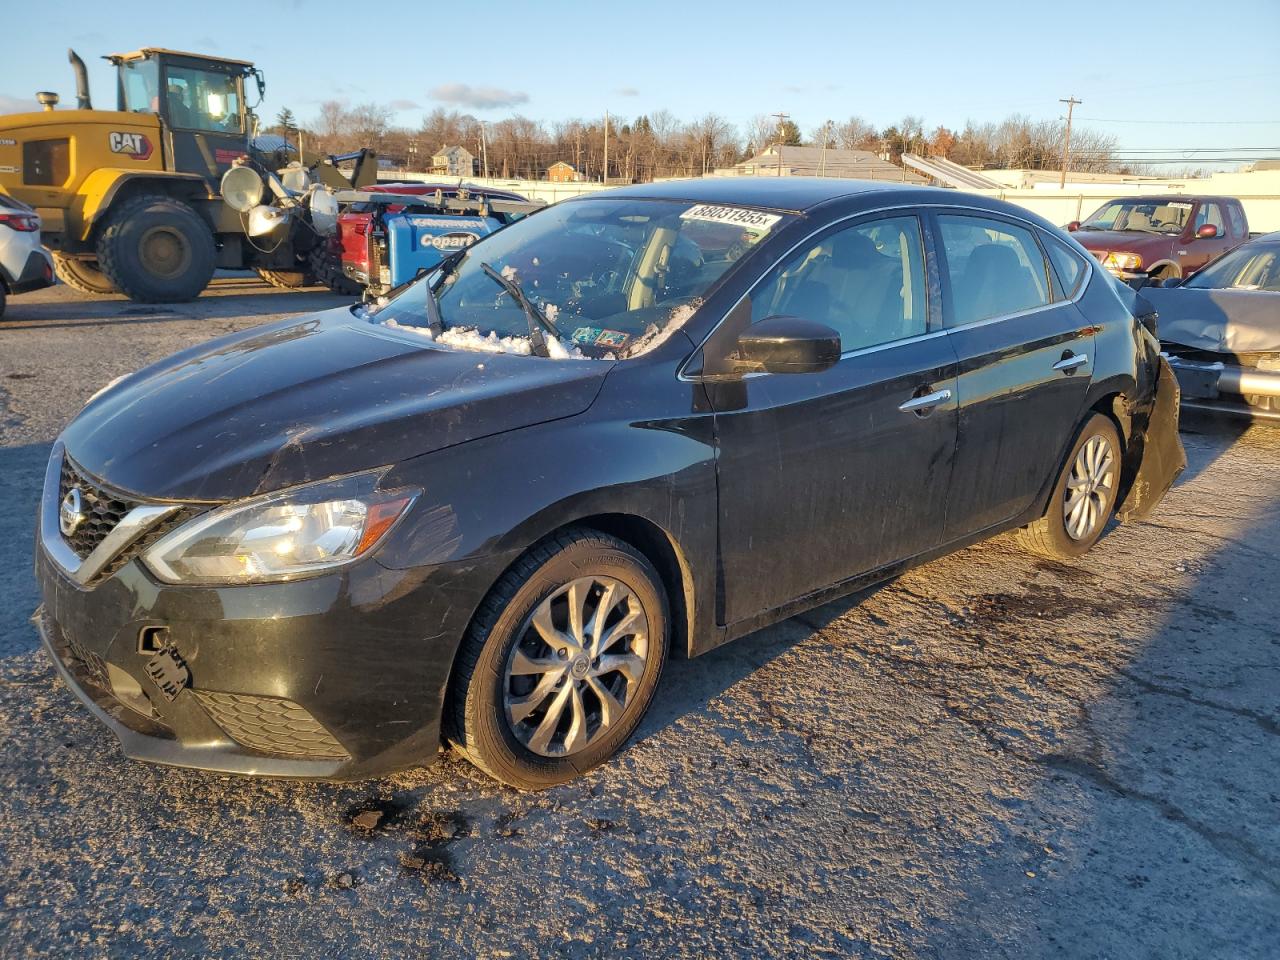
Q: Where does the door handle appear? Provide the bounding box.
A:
[898,388,952,413]
[1053,353,1089,373]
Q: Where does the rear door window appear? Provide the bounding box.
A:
[1043,233,1088,300]
[937,215,1051,326]
[1226,204,1246,239]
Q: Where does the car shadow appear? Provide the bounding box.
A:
[0,442,51,660]
[910,420,1280,956]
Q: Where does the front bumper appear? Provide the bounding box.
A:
[1165,354,1280,420]
[35,448,509,780]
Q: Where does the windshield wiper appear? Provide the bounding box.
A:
[480,261,563,358]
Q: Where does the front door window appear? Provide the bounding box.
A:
[163,65,242,133]
[750,215,928,352]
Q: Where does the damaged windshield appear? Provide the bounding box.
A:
[1185,241,1280,291]
[369,197,789,358]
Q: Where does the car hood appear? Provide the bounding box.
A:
[61,308,611,501]
[1145,286,1280,355]
[1070,229,1175,254]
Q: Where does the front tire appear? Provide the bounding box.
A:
[52,254,117,295]
[1017,413,1122,559]
[447,529,669,790]
[96,194,215,302]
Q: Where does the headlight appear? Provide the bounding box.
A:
[1103,252,1143,272]
[143,472,418,584]
[221,165,265,214]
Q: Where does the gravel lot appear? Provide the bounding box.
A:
[1,281,1277,959]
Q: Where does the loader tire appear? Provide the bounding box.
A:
[308,243,361,297]
[96,195,215,303]
[255,269,314,289]
[52,254,117,295]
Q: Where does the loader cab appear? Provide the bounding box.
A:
[110,49,260,185]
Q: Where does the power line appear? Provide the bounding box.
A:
[1075,117,1280,125]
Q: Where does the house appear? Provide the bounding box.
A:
[547,161,579,183]
[430,145,476,177]
[722,145,927,184]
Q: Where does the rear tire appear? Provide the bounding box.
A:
[52,254,117,295]
[1017,413,1122,559]
[0,285,6,320]
[96,194,215,303]
[447,529,669,790]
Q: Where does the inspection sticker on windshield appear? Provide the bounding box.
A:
[680,204,781,232]
[572,326,630,347]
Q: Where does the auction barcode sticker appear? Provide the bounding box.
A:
[680,204,782,232]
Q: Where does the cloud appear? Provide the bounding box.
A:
[428,83,528,110]
[783,84,807,94]
[615,86,640,97]
[388,99,421,111]
[0,94,38,113]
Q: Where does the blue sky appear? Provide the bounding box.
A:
[4,0,1278,167]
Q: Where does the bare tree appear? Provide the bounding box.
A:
[834,116,879,151]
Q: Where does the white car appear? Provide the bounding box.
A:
[0,193,55,319]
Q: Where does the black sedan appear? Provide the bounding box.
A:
[1142,231,1280,419]
[36,178,1184,789]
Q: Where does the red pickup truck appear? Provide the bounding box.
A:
[1067,195,1249,282]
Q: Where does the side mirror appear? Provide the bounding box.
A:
[1066,221,1081,232]
[1195,223,1218,240]
[735,315,841,374]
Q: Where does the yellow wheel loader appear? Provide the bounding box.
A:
[0,49,375,302]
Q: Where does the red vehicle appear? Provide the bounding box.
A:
[338,182,530,295]
[1067,195,1249,283]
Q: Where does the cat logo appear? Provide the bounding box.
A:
[108,131,154,161]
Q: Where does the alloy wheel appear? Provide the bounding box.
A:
[503,575,649,757]
[1063,434,1116,541]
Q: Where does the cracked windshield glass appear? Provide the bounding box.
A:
[370,197,790,358]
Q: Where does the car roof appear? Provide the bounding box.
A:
[590,176,947,213]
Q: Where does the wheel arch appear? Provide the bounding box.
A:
[1145,259,1181,279]
[77,170,212,241]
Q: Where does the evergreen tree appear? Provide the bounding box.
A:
[778,119,803,146]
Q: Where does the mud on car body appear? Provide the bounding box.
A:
[35,178,1184,789]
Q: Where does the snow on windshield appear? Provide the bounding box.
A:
[384,297,702,361]
[384,318,583,358]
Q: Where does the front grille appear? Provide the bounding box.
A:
[56,454,197,582]
[59,457,138,559]
[194,691,350,760]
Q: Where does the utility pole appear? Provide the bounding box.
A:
[478,120,490,179]
[1059,96,1082,188]
[602,109,609,184]
[771,112,790,177]
[819,119,833,177]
